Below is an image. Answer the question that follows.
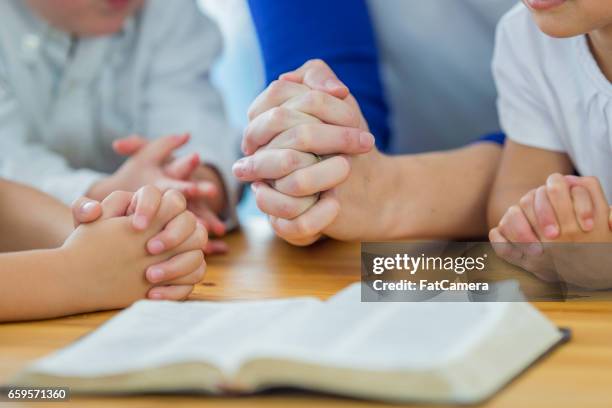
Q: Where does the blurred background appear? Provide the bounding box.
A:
[198,0,264,221]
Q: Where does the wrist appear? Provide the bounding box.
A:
[342,150,403,240]
[45,247,88,317]
[56,242,104,313]
[372,153,411,239]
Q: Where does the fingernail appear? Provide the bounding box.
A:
[191,153,200,165]
[325,79,343,91]
[232,158,248,176]
[148,239,165,254]
[544,225,559,239]
[583,218,594,230]
[359,132,375,149]
[147,267,165,282]
[133,215,148,230]
[251,182,259,192]
[80,201,97,214]
[149,292,163,300]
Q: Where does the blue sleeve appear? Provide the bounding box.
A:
[475,132,506,146]
[247,0,391,151]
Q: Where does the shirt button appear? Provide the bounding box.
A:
[21,34,41,61]
[22,34,41,50]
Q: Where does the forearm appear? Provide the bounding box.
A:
[378,143,502,240]
[0,179,73,251]
[0,247,77,321]
[486,141,574,227]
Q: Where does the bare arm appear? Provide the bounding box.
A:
[381,143,502,240]
[0,179,73,252]
[0,248,76,321]
[487,140,574,228]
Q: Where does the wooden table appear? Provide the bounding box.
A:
[1,218,612,407]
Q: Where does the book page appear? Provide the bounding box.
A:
[230,284,510,371]
[22,283,553,380]
[25,297,320,378]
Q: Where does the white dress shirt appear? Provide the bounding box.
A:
[0,0,239,211]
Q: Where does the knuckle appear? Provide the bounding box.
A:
[269,217,287,237]
[536,185,548,200]
[254,190,269,212]
[498,213,513,233]
[345,110,360,128]
[303,90,325,109]
[295,217,315,237]
[279,150,298,174]
[507,205,523,220]
[242,123,254,143]
[547,172,563,183]
[519,195,531,211]
[340,127,355,149]
[269,106,288,124]
[546,182,563,198]
[246,103,257,121]
[519,190,535,210]
[306,58,325,69]
[190,249,205,266]
[164,189,187,210]
[290,124,312,151]
[488,228,500,242]
[163,230,181,247]
[288,172,310,195]
[277,201,297,219]
[267,80,285,99]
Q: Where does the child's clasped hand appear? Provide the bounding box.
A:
[66,185,207,310]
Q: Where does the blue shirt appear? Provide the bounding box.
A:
[248,0,506,151]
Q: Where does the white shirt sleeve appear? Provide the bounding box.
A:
[140,0,240,226]
[492,8,566,152]
[0,60,105,205]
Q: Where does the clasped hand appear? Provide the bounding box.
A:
[233,60,378,245]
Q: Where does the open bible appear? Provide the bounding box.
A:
[12,284,566,404]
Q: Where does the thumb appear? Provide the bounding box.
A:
[279,59,349,99]
[71,197,103,227]
[164,153,201,180]
[112,135,149,156]
[138,133,191,164]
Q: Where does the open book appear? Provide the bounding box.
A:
[12,284,566,404]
